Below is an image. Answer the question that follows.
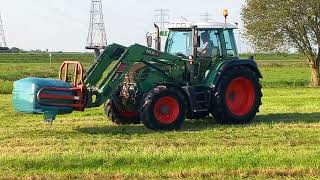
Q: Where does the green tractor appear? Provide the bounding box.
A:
[13,21,262,131]
[102,22,263,130]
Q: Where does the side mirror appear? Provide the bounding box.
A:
[147,35,153,48]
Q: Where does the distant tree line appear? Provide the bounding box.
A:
[0,47,66,54]
[0,47,26,53]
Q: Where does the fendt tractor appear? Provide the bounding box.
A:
[13,14,263,131]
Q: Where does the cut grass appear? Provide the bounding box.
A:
[1,87,320,178]
[0,80,12,94]
[0,53,319,178]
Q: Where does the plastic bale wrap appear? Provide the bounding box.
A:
[13,78,75,119]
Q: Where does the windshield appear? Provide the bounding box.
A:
[165,31,192,56]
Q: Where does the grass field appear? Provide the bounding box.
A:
[0,53,311,94]
[0,66,311,94]
[240,53,305,61]
[1,87,320,179]
[0,53,94,64]
[0,53,319,179]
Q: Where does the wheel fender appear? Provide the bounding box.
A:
[210,60,262,89]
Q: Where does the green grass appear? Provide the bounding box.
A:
[0,53,319,178]
[1,52,304,63]
[0,53,94,64]
[0,62,313,94]
[240,53,305,61]
[0,52,310,93]
[1,87,320,178]
[0,63,57,82]
[0,80,13,94]
[260,67,310,87]
[0,63,91,94]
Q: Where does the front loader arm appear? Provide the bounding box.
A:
[84,43,127,86]
[86,43,181,108]
[12,43,181,123]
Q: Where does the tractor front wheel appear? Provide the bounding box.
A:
[104,99,140,125]
[140,86,186,130]
[212,66,262,124]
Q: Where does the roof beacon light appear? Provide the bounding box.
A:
[223,9,229,17]
[223,9,229,29]
[223,9,229,23]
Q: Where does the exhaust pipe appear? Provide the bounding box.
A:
[154,23,161,51]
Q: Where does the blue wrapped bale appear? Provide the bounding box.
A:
[13,77,74,116]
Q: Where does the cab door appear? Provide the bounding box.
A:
[196,29,222,81]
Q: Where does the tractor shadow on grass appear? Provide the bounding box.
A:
[255,112,320,124]
[75,125,155,135]
[184,112,320,129]
[75,117,219,135]
[75,113,320,135]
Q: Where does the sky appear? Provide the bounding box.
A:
[1,0,246,52]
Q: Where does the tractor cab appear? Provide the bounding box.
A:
[165,22,239,81]
[147,22,239,82]
[164,22,239,61]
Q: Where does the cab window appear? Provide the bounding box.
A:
[198,30,221,58]
[223,30,238,57]
[165,31,192,56]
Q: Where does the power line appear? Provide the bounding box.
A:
[0,12,7,48]
[154,9,170,29]
[200,12,213,23]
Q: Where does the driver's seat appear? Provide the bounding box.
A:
[211,46,220,59]
[201,47,220,78]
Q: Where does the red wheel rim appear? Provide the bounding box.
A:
[225,77,256,116]
[154,96,180,124]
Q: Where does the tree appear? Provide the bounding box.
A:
[242,0,320,86]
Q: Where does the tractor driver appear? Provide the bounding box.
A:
[197,31,214,57]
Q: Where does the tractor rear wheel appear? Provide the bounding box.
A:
[104,99,140,125]
[140,86,186,130]
[212,66,262,124]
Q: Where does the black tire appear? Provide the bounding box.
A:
[211,66,262,124]
[140,86,186,130]
[104,99,140,125]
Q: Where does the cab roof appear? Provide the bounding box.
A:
[166,21,238,30]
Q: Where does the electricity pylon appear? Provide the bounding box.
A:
[86,0,107,58]
[0,12,8,49]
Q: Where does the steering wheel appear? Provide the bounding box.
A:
[176,52,187,58]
